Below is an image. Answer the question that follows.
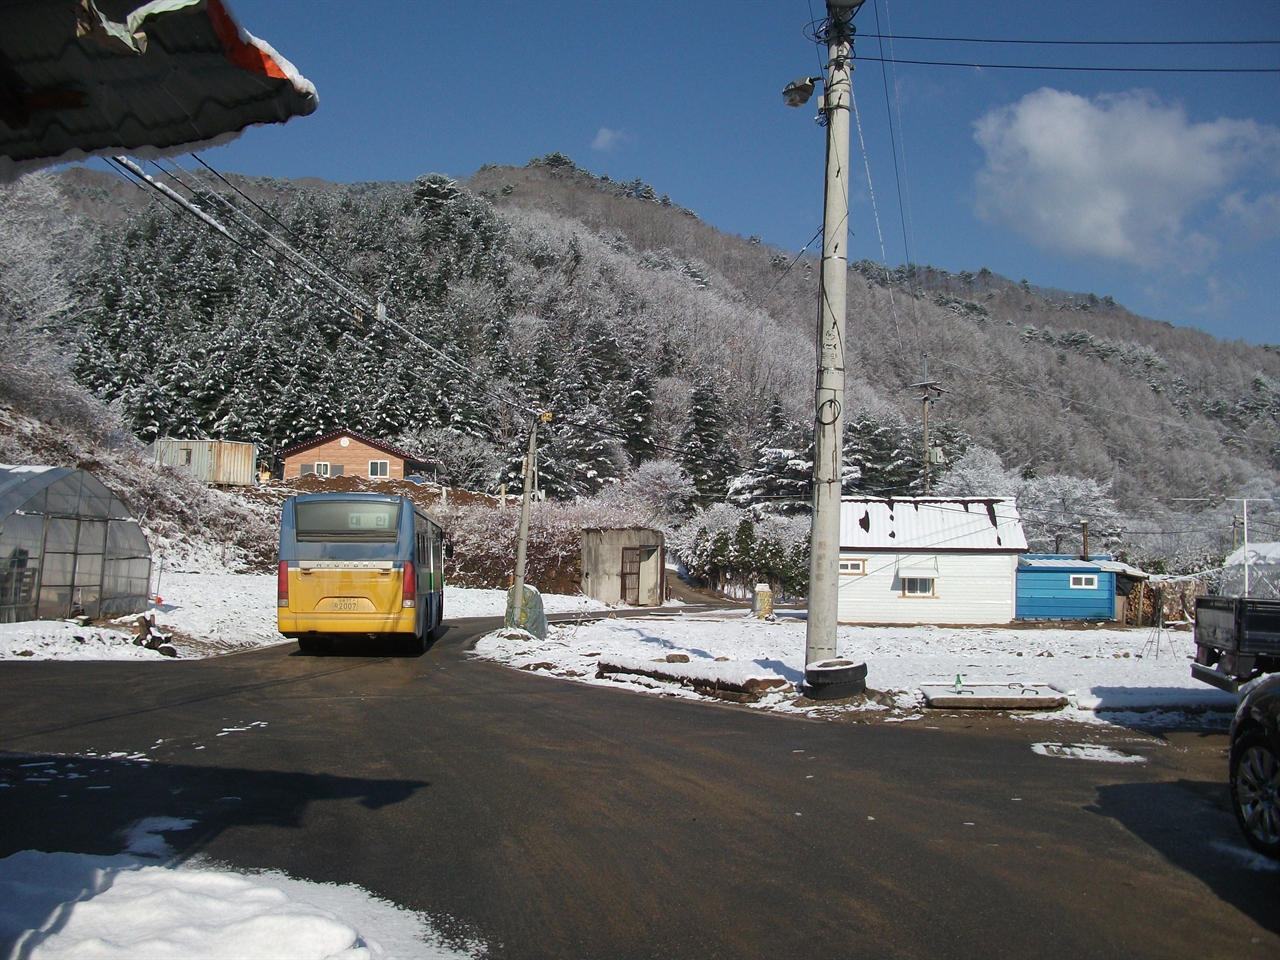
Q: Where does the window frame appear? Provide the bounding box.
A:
[902,576,935,597]
[839,557,867,577]
[1069,574,1098,589]
[313,461,330,477]
[369,460,390,478]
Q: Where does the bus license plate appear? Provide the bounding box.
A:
[332,598,360,611]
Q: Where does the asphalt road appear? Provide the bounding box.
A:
[2,617,1277,959]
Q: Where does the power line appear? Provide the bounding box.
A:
[854,33,1280,47]
[849,54,1279,73]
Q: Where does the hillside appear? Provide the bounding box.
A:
[1,157,1277,574]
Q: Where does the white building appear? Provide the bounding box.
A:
[838,497,1028,625]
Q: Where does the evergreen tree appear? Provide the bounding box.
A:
[843,414,921,496]
[728,399,812,515]
[618,370,657,466]
[680,380,738,502]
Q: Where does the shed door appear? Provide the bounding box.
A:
[621,548,641,605]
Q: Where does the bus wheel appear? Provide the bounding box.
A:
[298,636,325,655]
[404,633,426,656]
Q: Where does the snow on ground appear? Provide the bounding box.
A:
[0,621,168,662]
[149,570,283,654]
[445,586,609,618]
[0,572,610,661]
[0,818,482,959]
[472,611,1238,725]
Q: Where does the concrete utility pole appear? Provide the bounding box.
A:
[511,416,541,612]
[910,357,945,495]
[804,0,860,668]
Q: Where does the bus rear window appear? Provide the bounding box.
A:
[295,501,400,541]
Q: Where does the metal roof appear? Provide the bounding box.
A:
[840,497,1027,553]
[1019,558,1102,570]
[1,0,317,182]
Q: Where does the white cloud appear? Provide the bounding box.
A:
[591,127,629,152]
[973,88,1280,267]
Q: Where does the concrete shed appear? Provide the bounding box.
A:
[581,528,665,606]
[0,465,152,622]
[838,497,1027,625]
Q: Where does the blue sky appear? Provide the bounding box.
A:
[198,0,1279,344]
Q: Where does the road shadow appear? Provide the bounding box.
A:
[0,748,429,863]
[1088,778,1280,935]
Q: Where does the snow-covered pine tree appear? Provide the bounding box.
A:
[843,413,921,496]
[679,379,738,503]
[727,399,812,515]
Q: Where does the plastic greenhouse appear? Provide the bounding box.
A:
[0,465,152,623]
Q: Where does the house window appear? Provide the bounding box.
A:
[1070,574,1098,589]
[903,577,934,597]
[180,449,192,466]
[369,460,390,478]
[839,558,865,576]
[314,462,330,477]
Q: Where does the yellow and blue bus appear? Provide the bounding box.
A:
[277,493,445,654]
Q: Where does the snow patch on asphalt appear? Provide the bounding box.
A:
[1031,742,1147,763]
[0,819,484,959]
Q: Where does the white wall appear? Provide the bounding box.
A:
[836,552,1018,625]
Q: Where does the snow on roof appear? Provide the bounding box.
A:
[1019,557,1102,570]
[277,429,424,464]
[1225,542,1280,567]
[1094,559,1149,579]
[1,0,317,182]
[840,497,1027,552]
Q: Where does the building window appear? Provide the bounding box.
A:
[314,462,330,477]
[839,558,865,576]
[1070,574,1098,589]
[180,449,192,466]
[903,577,934,597]
[369,460,390,478]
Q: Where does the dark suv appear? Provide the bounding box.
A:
[1230,673,1280,860]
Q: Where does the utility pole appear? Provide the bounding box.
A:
[802,0,862,669]
[910,357,945,495]
[510,413,547,618]
[1226,498,1266,598]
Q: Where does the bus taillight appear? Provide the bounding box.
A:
[402,560,416,608]
[277,560,289,607]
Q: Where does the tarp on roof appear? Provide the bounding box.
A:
[840,497,1027,552]
[1,0,317,182]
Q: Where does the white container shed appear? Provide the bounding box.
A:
[838,497,1028,625]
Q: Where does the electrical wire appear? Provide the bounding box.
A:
[849,54,1279,74]
[749,225,822,310]
[852,34,1280,47]
[850,86,903,353]
[113,155,542,425]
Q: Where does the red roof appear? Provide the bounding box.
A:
[278,429,425,465]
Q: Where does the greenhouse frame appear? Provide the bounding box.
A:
[0,466,152,623]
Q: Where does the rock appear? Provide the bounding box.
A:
[157,644,178,658]
[665,653,690,663]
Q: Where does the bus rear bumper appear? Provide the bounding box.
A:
[278,609,418,637]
